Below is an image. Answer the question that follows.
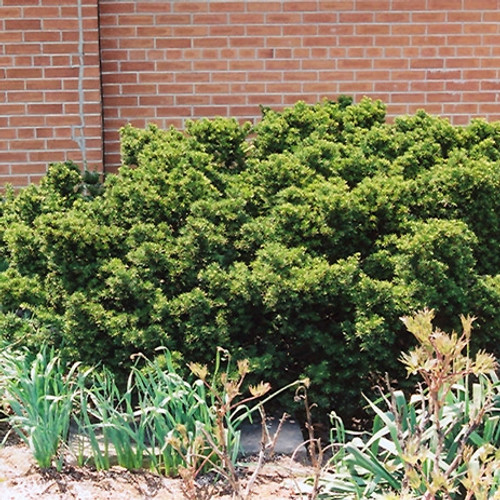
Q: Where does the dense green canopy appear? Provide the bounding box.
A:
[1,97,500,418]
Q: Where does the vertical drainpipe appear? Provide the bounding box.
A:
[73,0,87,170]
[96,0,106,176]
[72,0,106,176]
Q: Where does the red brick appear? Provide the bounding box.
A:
[155,38,192,49]
[231,83,263,94]
[410,58,445,69]
[8,115,46,127]
[230,60,264,71]
[374,81,409,92]
[339,35,375,46]
[238,48,259,58]
[0,7,22,17]
[375,12,410,23]
[136,26,171,37]
[247,71,283,82]
[347,47,366,58]
[7,91,44,102]
[1,175,31,188]
[193,37,229,49]
[214,94,246,105]
[175,72,211,83]
[284,1,318,10]
[391,0,426,9]
[120,38,154,49]
[470,91,498,102]
[156,61,191,72]
[176,94,210,105]
[374,58,407,70]
[121,83,157,95]
[209,2,245,12]
[246,25,281,36]
[172,25,209,37]
[181,48,204,59]
[266,13,302,24]
[339,12,373,23]
[301,59,334,70]
[5,42,41,54]
[173,2,208,13]
[445,80,480,92]
[481,80,500,91]
[136,2,172,13]
[10,138,45,151]
[285,25,317,36]
[210,26,245,36]
[318,70,354,81]
[266,82,302,93]
[247,2,282,12]
[231,37,265,48]
[6,67,43,79]
[29,151,66,163]
[120,61,155,72]
[456,47,474,57]
[0,164,11,175]
[230,13,265,24]
[193,105,228,116]
[356,24,390,35]
[464,23,497,34]
[463,69,497,79]
[355,0,390,10]
[338,58,372,70]
[426,69,462,80]
[0,153,31,168]
[99,2,135,15]
[100,26,135,38]
[5,19,41,30]
[391,92,425,103]
[427,23,463,35]
[17,128,35,142]
[318,0,353,8]
[446,58,480,68]
[428,0,462,8]
[447,35,482,46]
[195,83,230,94]
[156,14,191,24]
[464,0,498,8]
[446,103,479,115]
[412,12,446,23]
[478,103,500,114]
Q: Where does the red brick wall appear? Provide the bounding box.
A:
[3,0,500,184]
[0,0,102,187]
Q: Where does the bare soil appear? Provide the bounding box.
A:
[0,441,314,499]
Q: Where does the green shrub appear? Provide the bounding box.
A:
[1,99,500,421]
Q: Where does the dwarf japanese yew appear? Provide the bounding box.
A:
[1,98,500,420]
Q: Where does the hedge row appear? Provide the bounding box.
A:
[1,97,500,419]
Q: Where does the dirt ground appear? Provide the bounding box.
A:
[0,441,315,499]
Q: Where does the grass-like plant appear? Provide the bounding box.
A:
[0,345,78,469]
[317,309,500,499]
[0,342,300,499]
[130,350,218,476]
[68,349,241,476]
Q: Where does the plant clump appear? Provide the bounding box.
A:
[1,98,500,420]
[317,309,500,499]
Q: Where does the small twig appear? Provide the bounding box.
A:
[243,406,268,499]
[266,412,289,460]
